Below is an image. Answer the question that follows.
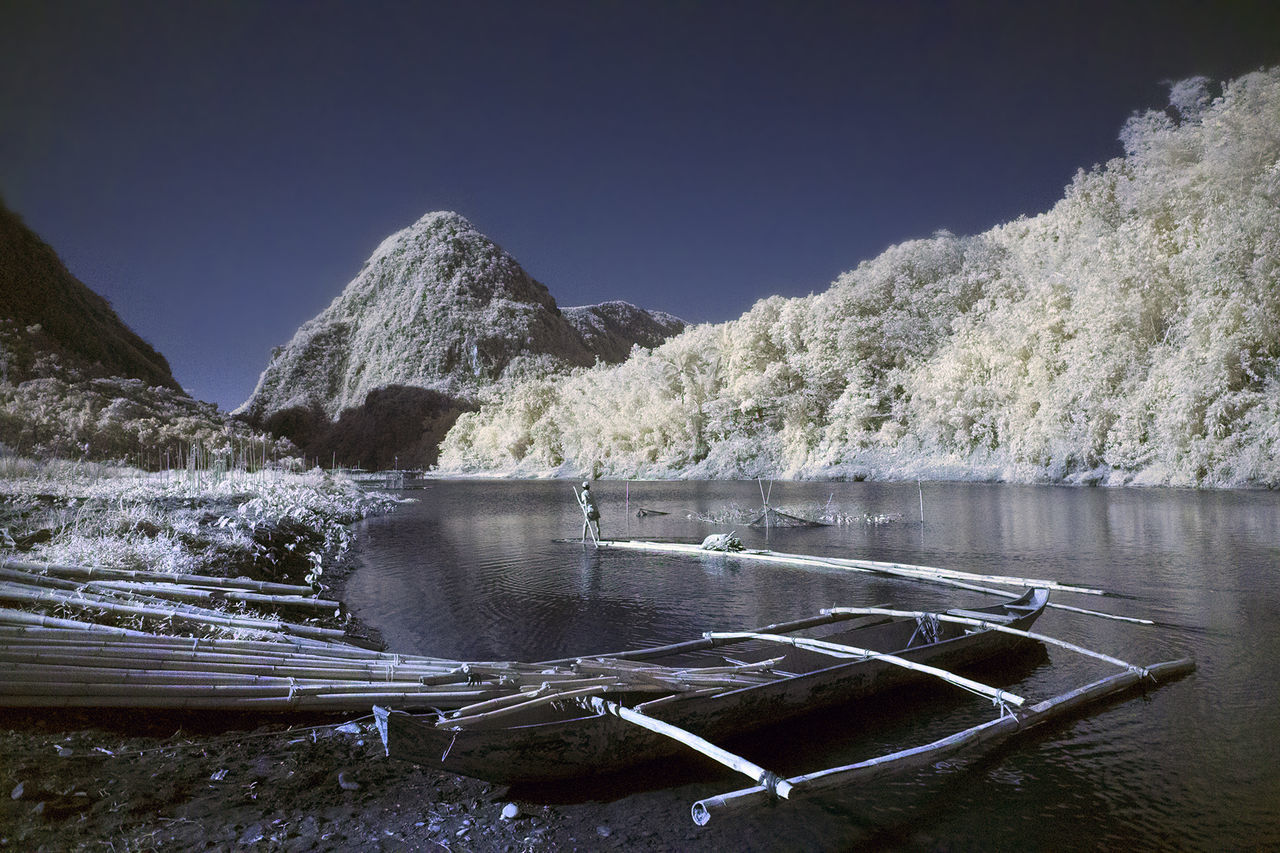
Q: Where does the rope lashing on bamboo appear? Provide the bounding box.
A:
[909,614,941,646]
[757,770,786,800]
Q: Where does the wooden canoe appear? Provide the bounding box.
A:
[375,588,1049,783]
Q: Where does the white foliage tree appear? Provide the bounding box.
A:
[438,68,1280,487]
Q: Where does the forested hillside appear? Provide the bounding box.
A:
[0,202,293,468]
[439,69,1280,488]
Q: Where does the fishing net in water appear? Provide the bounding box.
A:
[746,506,827,528]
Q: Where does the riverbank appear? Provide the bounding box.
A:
[0,463,751,851]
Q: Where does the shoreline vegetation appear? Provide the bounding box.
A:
[437,69,1280,491]
[0,458,709,850]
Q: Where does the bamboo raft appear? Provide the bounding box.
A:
[595,539,1155,625]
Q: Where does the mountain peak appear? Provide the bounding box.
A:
[238,211,683,467]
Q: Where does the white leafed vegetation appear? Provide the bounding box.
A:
[438,69,1280,488]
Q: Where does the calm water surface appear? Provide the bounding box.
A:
[345,480,1280,851]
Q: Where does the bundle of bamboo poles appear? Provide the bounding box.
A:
[0,557,793,714]
[0,615,790,713]
[432,655,791,730]
[1,558,341,615]
[0,575,345,641]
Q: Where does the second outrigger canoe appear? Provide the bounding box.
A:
[375,589,1049,783]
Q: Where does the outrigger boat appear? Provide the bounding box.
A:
[375,588,1049,784]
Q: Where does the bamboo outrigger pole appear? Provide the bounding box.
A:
[690,657,1195,825]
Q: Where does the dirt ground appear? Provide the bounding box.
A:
[0,705,813,852]
[0,707,699,852]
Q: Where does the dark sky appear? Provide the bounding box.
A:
[3,1,1278,410]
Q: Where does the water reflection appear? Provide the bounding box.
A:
[344,479,1280,850]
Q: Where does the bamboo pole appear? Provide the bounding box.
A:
[0,607,162,638]
[0,653,455,681]
[0,577,270,623]
[601,540,1108,595]
[590,697,794,799]
[690,657,1196,825]
[0,583,345,640]
[538,611,890,665]
[81,582,341,613]
[1,559,316,595]
[0,637,426,669]
[0,625,460,664]
[634,686,724,711]
[441,683,624,729]
[0,688,502,712]
[704,632,1026,708]
[596,541,1152,625]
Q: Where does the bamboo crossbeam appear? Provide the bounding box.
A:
[540,612,892,666]
[705,632,1026,708]
[821,607,1144,674]
[565,655,752,691]
[591,697,794,799]
[437,675,649,723]
[817,554,1109,596]
[690,657,1196,825]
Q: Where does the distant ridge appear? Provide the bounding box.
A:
[237,211,684,467]
[0,199,293,467]
[0,200,180,390]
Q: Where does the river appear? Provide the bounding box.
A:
[344,479,1279,851]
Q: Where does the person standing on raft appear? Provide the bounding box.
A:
[578,481,602,546]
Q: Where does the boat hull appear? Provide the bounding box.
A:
[381,590,1047,783]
